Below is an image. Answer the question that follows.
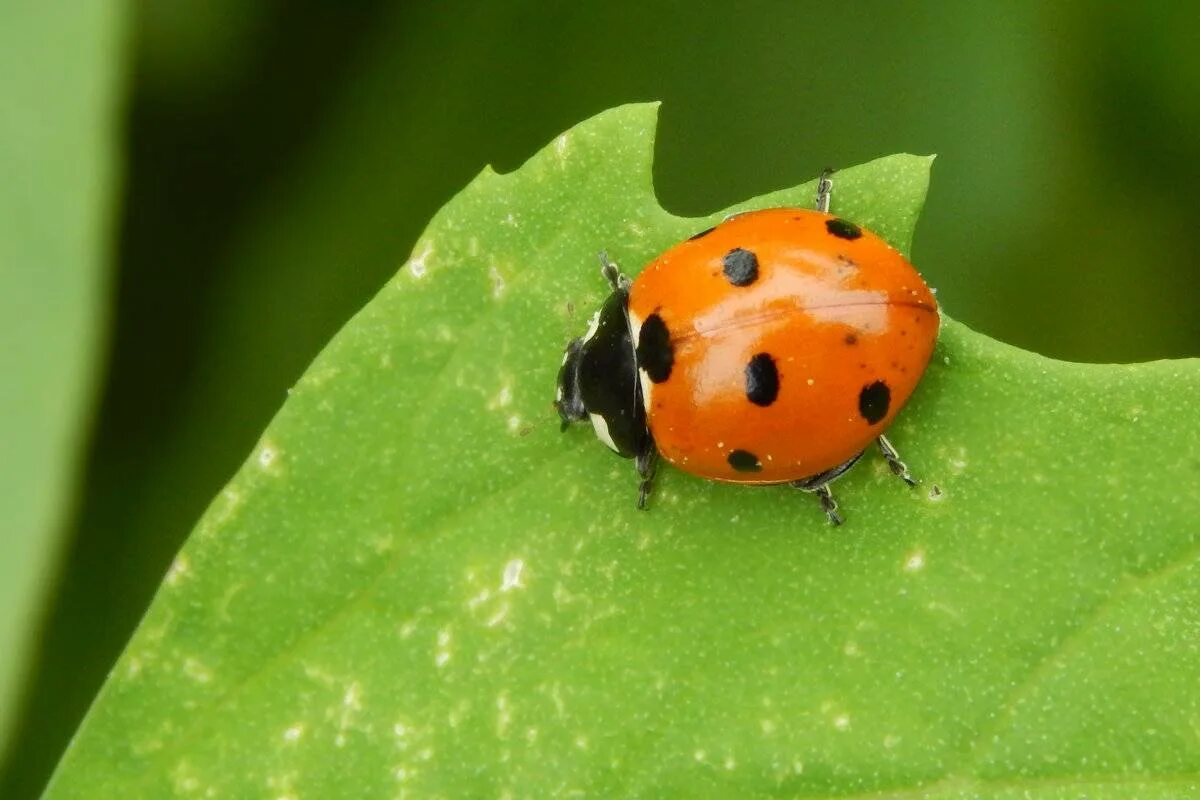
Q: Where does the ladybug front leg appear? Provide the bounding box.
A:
[815,167,834,213]
[876,434,917,486]
[598,251,632,293]
[635,446,658,510]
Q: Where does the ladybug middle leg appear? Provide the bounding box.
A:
[790,450,864,526]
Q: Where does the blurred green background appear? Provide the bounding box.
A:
[3,1,1198,796]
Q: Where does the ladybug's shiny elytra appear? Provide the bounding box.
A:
[555,171,939,524]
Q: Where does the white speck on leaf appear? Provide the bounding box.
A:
[334,681,363,747]
[282,724,304,743]
[834,714,851,731]
[550,682,566,717]
[171,760,200,794]
[485,604,510,628]
[257,442,278,469]
[435,627,453,667]
[501,558,526,592]
[496,691,512,738]
[165,555,190,586]
[182,657,212,684]
[467,587,491,610]
[488,264,507,299]
[408,241,433,278]
[904,549,926,572]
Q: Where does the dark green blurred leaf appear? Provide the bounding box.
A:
[0,0,124,757]
[45,105,1200,799]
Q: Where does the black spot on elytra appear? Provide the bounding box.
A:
[688,225,716,241]
[826,218,862,240]
[722,248,759,287]
[636,313,674,384]
[844,332,858,346]
[859,380,891,424]
[728,449,763,472]
[744,353,779,406]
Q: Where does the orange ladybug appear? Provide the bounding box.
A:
[555,171,939,524]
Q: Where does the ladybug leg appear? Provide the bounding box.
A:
[598,251,632,293]
[812,486,843,526]
[635,446,658,510]
[876,434,917,486]
[790,450,864,525]
[815,167,834,213]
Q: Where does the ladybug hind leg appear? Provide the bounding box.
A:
[877,434,917,486]
[791,450,864,526]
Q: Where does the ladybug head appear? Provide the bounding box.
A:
[554,291,649,459]
[554,337,588,426]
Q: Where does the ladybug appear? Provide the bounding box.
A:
[555,171,938,524]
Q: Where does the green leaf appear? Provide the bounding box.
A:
[45,104,1200,799]
[0,1,125,757]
